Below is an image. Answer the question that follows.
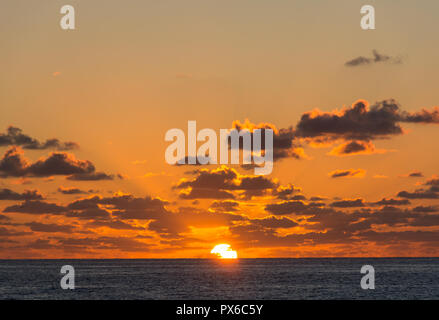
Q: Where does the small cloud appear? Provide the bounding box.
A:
[330,198,365,208]
[329,169,366,179]
[400,171,424,178]
[345,50,402,67]
[58,186,89,195]
[328,140,387,156]
[52,71,61,77]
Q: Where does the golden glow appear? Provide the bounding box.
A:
[211,244,238,259]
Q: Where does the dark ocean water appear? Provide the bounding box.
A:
[0,258,438,300]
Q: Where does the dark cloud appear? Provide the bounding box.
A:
[0,126,79,150]
[0,226,31,237]
[209,200,240,212]
[357,230,439,243]
[330,199,365,208]
[58,187,89,195]
[397,176,439,199]
[179,188,235,200]
[148,206,244,237]
[329,169,365,178]
[230,202,439,249]
[0,146,114,179]
[345,50,402,67]
[67,206,111,220]
[295,100,404,141]
[231,120,305,161]
[0,214,11,221]
[397,190,439,199]
[296,99,439,145]
[3,200,66,215]
[67,172,116,181]
[87,220,146,231]
[265,200,310,215]
[328,140,382,156]
[250,216,298,228]
[407,171,424,178]
[24,222,76,233]
[67,195,170,221]
[175,166,278,200]
[29,153,94,176]
[372,198,411,206]
[273,184,301,200]
[309,196,327,201]
[412,206,437,213]
[402,108,439,124]
[0,188,43,201]
[55,236,152,252]
[424,177,439,192]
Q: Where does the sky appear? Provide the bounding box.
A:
[1,0,439,258]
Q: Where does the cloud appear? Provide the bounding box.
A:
[69,194,170,221]
[86,220,146,231]
[295,100,404,141]
[372,198,411,206]
[265,200,311,215]
[209,200,240,212]
[402,108,439,124]
[0,226,31,237]
[3,200,66,215]
[424,176,439,192]
[328,140,386,156]
[55,236,152,252]
[175,166,279,200]
[293,99,439,160]
[178,188,235,200]
[58,187,89,195]
[250,216,298,228]
[67,206,111,220]
[0,126,78,150]
[66,172,116,181]
[231,119,307,161]
[273,184,302,200]
[345,50,402,67]
[0,188,43,201]
[329,169,366,179]
[397,190,439,199]
[0,146,114,179]
[407,171,424,178]
[29,153,94,176]
[148,206,244,237]
[330,198,365,208]
[24,222,76,233]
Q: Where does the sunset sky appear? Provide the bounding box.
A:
[1,0,439,258]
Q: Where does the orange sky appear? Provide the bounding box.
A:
[1,0,439,258]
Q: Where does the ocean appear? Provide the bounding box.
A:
[0,258,438,300]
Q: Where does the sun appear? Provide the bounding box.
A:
[210,244,238,259]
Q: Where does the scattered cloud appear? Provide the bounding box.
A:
[329,169,366,179]
[345,50,402,67]
[0,188,43,201]
[0,126,78,150]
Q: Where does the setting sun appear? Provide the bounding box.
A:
[210,244,238,259]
